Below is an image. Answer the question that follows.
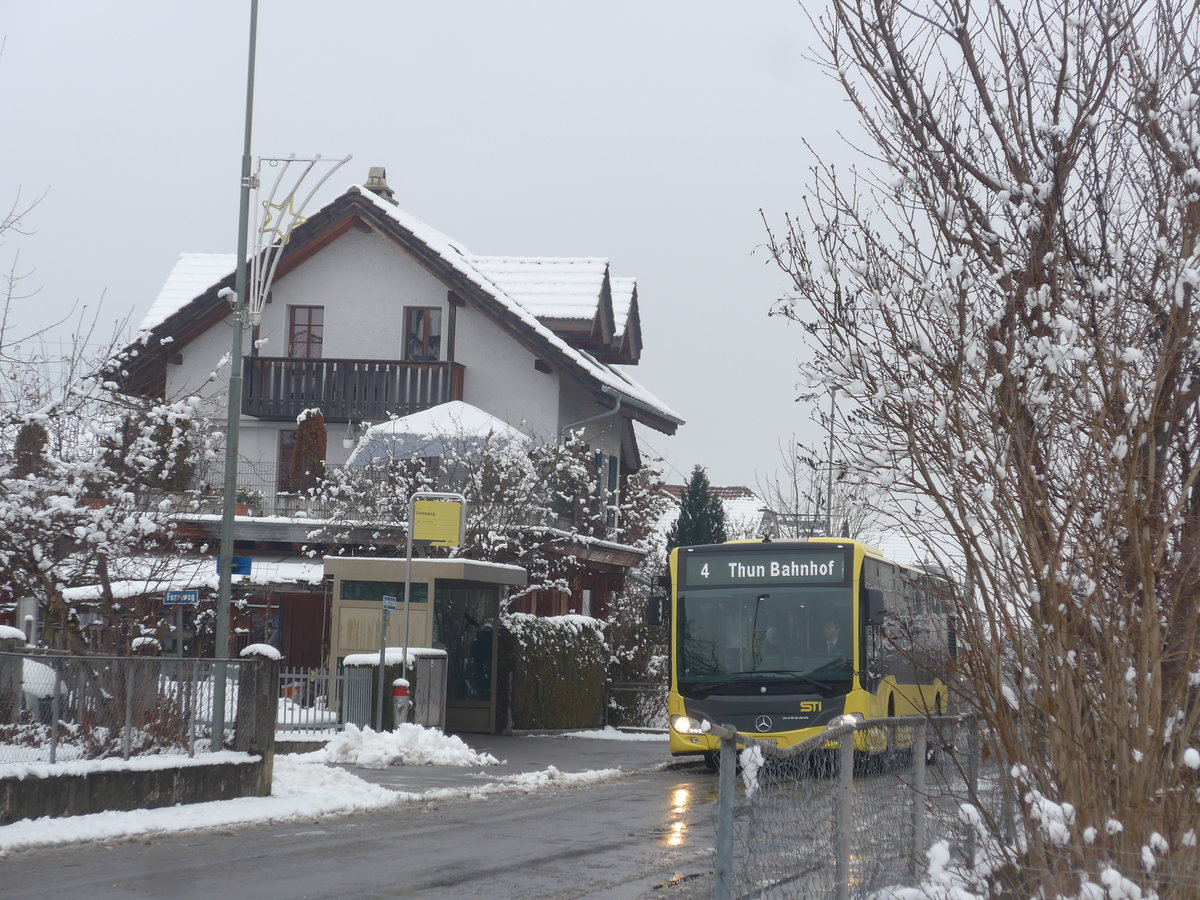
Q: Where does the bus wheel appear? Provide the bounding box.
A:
[702,751,719,772]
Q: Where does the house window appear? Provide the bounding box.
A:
[288,306,324,358]
[404,307,441,361]
[277,430,296,493]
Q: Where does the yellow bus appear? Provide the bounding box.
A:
[665,538,953,763]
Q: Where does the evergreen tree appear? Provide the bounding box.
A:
[665,465,726,554]
[12,421,49,478]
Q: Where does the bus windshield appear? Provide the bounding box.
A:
[676,585,853,689]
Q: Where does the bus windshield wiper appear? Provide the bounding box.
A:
[751,670,839,695]
[681,671,835,697]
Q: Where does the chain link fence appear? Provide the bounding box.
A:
[711,715,990,899]
[0,650,252,764]
[604,681,667,730]
[708,715,1200,898]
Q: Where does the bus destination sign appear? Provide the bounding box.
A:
[682,550,846,587]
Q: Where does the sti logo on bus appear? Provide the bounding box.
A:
[800,700,823,713]
[683,551,845,586]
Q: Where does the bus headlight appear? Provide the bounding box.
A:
[828,713,864,728]
[670,714,710,735]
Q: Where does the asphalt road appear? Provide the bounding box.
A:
[3,735,723,900]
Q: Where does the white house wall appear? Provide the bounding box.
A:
[258,229,443,361]
[557,382,626,460]
[162,310,241,409]
[453,300,560,441]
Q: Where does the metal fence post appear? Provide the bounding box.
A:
[188,659,198,757]
[49,664,62,764]
[912,721,927,876]
[123,659,135,760]
[966,715,979,865]
[715,733,736,900]
[837,730,854,900]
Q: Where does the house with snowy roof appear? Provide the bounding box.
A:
[122,168,678,467]
[113,168,683,683]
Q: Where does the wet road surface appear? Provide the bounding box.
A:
[3,735,725,899]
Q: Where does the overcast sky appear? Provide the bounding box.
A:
[1,1,858,488]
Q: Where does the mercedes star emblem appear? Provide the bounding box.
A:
[755,715,772,732]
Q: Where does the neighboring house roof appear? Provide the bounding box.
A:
[123,184,679,435]
[59,555,325,602]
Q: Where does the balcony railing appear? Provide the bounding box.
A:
[241,357,464,422]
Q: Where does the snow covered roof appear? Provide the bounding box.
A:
[59,556,325,602]
[365,400,530,441]
[346,400,532,467]
[139,253,235,333]
[467,256,609,322]
[350,188,675,421]
[610,277,636,340]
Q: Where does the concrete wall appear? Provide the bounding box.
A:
[0,758,265,826]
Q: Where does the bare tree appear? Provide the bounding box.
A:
[766,0,1200,894]
[1,195,216,653]
[756,433,883,538]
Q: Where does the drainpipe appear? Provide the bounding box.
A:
[560,388,623,536]
[559,389,622,444]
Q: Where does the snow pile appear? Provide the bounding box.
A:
[394,765,625,804]
[240,642,281,660]
[297,723,501,769]
[0,625,27,642]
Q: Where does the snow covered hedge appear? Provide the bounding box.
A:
[499,613,606,731]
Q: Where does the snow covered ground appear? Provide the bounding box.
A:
[0,726,665,855]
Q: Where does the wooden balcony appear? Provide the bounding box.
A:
[241,357,465,422]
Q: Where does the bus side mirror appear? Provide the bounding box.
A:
[655,574,671,589]
[864,589,885,627]
[647,595,668,628]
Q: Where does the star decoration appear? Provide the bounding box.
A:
[259,194,307,244]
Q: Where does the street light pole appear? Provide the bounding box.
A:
[212,0,259,742]
[826,387,837,536]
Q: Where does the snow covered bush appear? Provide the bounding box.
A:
[499,613,607,730]
[310,424,668,607]
[765,0,1200,895]
[1,389,213,653]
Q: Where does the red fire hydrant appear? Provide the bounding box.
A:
[392,678,411,727]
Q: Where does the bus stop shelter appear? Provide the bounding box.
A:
[324,557,527,733]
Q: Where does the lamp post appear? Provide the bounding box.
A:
[825,387,837,536]
[212,0,259,742]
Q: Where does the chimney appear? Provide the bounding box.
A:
[364,166,395,203]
